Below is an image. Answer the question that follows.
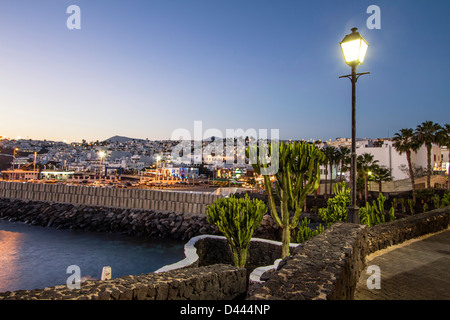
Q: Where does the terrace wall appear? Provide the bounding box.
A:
[0,181,220,214]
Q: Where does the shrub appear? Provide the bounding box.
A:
[294,217,325,243]
[206,194,266,268]
[359,193,396,227]
[441,190,450,207]
[318,182,350,227]
[431,194,440,209]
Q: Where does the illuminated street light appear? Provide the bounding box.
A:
[12,147,19,181]
[339,27,370,224]
[340,28,369,67]
[98,151,106,179]
[156,155,162,181]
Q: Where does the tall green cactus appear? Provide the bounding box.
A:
[247,141,324,258]
[359,193,396,226]
[206,194,266,268]
[318,182,350,227]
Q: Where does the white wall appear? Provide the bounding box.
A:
[356,141,442,181]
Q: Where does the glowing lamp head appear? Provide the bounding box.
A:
[340,28,369,67]
[98,151,106,158]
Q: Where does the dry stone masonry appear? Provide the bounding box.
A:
[0,264,247,300]
[0,198,219,240]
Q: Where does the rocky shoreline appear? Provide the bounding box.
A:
[0,198,281,241]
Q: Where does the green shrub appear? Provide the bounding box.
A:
[441,190,450,207]
[408,198,416,214]
[206,194,266,268]
[294,217,325,243]
[431,194,440,209]
[359,193,396,227]
[318,182,350,227]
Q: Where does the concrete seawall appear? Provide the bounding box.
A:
[0,181,220,214]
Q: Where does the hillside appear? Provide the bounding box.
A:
[102,136,145,144]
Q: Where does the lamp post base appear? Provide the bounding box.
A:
[347,205,360,224]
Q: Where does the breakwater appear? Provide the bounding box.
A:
[0,198,219,240]
[0,181,220,214]
[0,198,280,241]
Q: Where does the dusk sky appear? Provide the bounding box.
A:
[0,0,448,142]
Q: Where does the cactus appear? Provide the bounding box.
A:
[399,198,406,213]
[206,194,266,268]
[442,191,450,207]
[359,193,396,227]
[408,198,416,215]
[294,217,325,243]
[318,182,350,227]
[247,141,324,258]
[431,194,440,209]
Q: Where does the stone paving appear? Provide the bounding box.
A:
[354,229,450,300]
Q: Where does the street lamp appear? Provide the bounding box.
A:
[98,151,105,179]
[339,27,370,224]
[156,155,161,181]
[12,147,19,181]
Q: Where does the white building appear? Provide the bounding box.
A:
[356,140,442,181]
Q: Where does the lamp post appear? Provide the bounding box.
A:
[156,155,161,181]
[12,147,19,181]
[98,151,105,180]
[339,27,370,224]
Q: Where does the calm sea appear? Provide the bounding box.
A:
[0,220,185,293]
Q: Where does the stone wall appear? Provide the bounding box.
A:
[0,198,220,241]
[0,197,280,241]
[366,206,450,254]
[247,206,450,300]
[156,235,298,275]
[368,175,447,193]
[0,264,247,300]
[0,181,220,214]
[247,223,368,300]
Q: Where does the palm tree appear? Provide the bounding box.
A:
[357,153,379,203]
[393,128,420,200]
[437,123,450,190]
[337,146,351,182]
[415,121,442,188]
[371,165,393,195]
[322,146,337,197]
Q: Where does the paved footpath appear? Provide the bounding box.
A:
[354,229,450,300]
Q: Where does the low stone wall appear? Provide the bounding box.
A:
[0,264,247,300]
[368,175,446,192]
[247,223,368,300]
[0,181,220,214]
[366,206,450,254]
[247,206,450,300]
[155,235,298,276]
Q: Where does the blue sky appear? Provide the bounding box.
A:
[0,0,449,142]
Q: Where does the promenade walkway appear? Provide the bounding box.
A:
[354,229,450,300]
